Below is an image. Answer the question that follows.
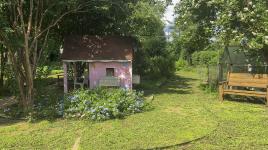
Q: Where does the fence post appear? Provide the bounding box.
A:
[218,63,223,83]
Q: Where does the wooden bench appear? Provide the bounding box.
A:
[99,76,120,87]
[219,72,268,105]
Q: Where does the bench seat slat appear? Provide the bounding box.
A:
[229,73,268,79]
[228,82,268,88]
[224,90,266,98]
[229,79,268,84]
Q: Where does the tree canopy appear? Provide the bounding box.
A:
[173,0,268,63]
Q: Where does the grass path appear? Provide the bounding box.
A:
[0,71,268,149]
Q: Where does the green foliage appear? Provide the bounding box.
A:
[174,0,268,59]
[173,0,217,60]
[36,66,52,79]
[129,1,175,79]
[192,50,219,66]
[64,88,148,121]
[2,86,63,121]
[28,89,62,121]
[0,64,17,96]
[175,59,188,71]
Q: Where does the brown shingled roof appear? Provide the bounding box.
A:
[62,35,135,61]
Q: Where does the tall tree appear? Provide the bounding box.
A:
[173,0,218,63]
[0,0,85,111]
[174,0,268,62]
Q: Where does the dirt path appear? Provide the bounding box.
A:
[72,137,81,150]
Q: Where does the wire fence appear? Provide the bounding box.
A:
[196,64,268,90]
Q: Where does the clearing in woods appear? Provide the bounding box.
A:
[0,71,267,149]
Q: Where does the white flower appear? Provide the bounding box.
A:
[244,7,249,11]
[250,19,255,22]
[248,1,253,5]
[252,5,256,8]
[252,32,257,36]
[265,36,268,44]
[232,30,238,34]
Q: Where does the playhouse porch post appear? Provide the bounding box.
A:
[89,63,93,89]
[63,62,68,93]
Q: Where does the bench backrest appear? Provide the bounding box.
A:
[227,72,268,88]
[99,76,120,87]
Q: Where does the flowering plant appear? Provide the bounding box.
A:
[64,88,148,121]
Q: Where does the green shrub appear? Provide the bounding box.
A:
[175,59,188,71]
[192,50,219,66]
[1,91,63,120]
[31,93,63,120]
[50,69,63,75]
[64,88,148,121]
[36,66,51,79]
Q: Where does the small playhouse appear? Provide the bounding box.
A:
[61,35,139,93]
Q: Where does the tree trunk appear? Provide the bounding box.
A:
[8,50,34,112]
[16,67,34,112]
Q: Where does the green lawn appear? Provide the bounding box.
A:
[0,71,268,149]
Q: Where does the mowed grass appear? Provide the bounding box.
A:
[0,71,268,149]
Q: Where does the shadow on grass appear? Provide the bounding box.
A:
[140,74,197,96]
[224,95,267,105]
[198,81,267,106]
[139,135,207,150]
[0,116,24,126]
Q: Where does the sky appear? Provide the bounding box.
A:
[163,0,180,25]
[163,0,180,39]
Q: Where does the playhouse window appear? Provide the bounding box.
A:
[106,68,115,76]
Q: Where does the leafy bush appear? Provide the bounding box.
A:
[36,66,52,79]
[31,93,63,120]
[50,69,63,75]
[192,50,219,66]
[64,88,148,121]
[175,59,188,71]
[0,90,63,121]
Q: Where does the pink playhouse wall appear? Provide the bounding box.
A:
[89,62,132,89]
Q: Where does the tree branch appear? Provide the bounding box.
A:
[26,0,33,37]
[17,0,26,35]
